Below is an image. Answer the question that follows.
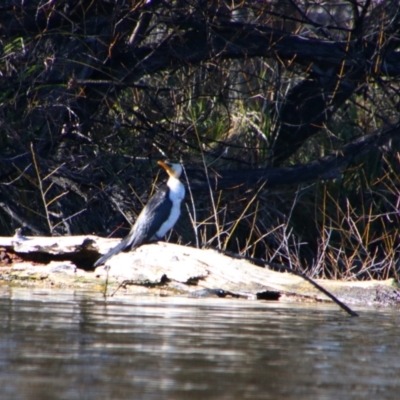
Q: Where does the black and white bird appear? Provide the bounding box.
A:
[94,161,185,267]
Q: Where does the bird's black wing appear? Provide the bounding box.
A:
[93,186,171,267]
[126,186,172,249]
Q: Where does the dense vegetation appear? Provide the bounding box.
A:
[1,0,400,279]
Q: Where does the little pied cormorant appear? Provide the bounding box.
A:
[94,161,185,267]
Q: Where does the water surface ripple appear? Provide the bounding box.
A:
[0,288,399,400]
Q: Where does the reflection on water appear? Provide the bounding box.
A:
[0,287,400,400]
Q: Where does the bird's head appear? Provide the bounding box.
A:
[157,161,183,179]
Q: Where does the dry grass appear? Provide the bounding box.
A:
[183,151,400,281]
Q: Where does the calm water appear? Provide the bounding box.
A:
[0,287,399,400]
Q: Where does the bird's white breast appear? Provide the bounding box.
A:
[156,177,185,238]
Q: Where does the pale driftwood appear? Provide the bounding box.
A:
[0,234,112,254]
[0,235,399,307]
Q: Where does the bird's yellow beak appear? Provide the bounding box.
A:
[157,160,173,176]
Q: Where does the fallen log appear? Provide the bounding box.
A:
[0,235,399,310]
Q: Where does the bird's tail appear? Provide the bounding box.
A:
[93,237,130,267]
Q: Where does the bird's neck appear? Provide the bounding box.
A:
[167,176,185,200]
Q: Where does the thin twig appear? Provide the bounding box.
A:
[193,126,221,249]
[103,266,110,299]
[223,250,359,317]
[30,143,53,234]
[182,163,200,248]
[223,181,267,251]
